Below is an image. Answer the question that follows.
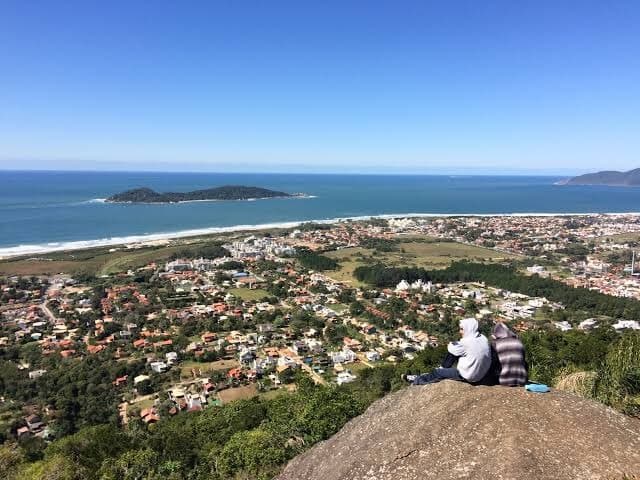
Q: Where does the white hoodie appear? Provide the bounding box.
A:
[447,318,491,382]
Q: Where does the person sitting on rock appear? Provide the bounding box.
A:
[403,318,491,385]
[491,322,528,386]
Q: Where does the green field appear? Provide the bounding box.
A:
[0,244,187,276]
[328,303,348,313]
[0,228,287,277]
[597,232,640,244]
[325,238,519,285]
[260,388,289,401]
[227,288,270,301]
[217,384,258,404]
[347,361,373,375]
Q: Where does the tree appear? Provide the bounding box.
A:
[349,301,364,316]
[45,425,130,474]
[296,249,339,271]
[216,428,288,479]
[15,454,84,480]
[98,448,158,480]
[0,443,24,480]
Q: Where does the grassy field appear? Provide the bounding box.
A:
[180,359,239,379]
[217,384,258,404]
[597,232,640,243]
[134,398,156,410]
[325,238,519,285]
[0,226,300,277]
[346,361,373,375]
[328,303,348,313]
[227,288,270,301]
[0,244,188,277]
[260,388,288,401]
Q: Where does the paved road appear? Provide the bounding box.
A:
[40,301,59,324]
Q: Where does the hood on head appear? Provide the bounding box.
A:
[459,318,479,338]
[493,322,516,339]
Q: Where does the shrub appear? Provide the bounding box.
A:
[595,333,640,416]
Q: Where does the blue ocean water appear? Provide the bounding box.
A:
[2,170,640,254]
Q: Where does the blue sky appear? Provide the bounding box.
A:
[0,1,639,174]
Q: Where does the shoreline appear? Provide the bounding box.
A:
[2,211,640,260]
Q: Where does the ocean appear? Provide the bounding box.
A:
[2,170,640,256]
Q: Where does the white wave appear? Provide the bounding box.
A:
[1,211,640,259]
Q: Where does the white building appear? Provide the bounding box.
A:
[329,348,357,364]
[336,371,357,385]
[133,374,151,385]
[527,265,546,274]
[28,369,47,380]
[365,351,381,362]
[554,321,572,332]
[165,352,179,364]
[613,320,640,331]
[578,319,598,331]
[150,361,168,374]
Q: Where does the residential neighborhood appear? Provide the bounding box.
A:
[2,214,640,441]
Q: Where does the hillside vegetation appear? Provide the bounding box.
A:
[2,330,639,479]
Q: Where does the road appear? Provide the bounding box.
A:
[40,301,59,324]
[356,353,375,368]
[299,362,327,385]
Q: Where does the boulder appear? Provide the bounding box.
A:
[277,381,640,480]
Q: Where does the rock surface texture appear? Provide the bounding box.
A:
[277,381,640,480]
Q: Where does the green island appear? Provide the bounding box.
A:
[106,185,301,203]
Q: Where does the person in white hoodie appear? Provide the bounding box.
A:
[404,318,492,385]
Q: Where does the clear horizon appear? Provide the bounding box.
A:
[1,1,639,173]
[0,165,597,176]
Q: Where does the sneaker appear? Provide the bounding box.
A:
[401,374,417,383]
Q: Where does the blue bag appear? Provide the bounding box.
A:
[525,383,550,393]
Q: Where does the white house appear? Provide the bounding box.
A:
[329,348,357,364]
[554,321,572,332]
[277,355,297,368]
[28,369,46,380]
[165,352,179,364]
[613,320,640,331]
[527,265,546,274]
[238,349,255,364]
[336,371,357,385]
[365,351,381,362]
[133,374,150,385]
[578,319,598,331]
[150,361,168,374]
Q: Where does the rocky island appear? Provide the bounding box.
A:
[106,185,300,203]
[562,168,640,186]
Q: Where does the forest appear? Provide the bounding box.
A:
[353,261,640,318]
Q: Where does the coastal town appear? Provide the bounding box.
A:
[1,214,640,440]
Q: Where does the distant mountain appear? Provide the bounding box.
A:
[106,185,297,203]
[563,168,640,186]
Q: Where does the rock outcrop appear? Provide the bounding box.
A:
[277,381,640,480]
